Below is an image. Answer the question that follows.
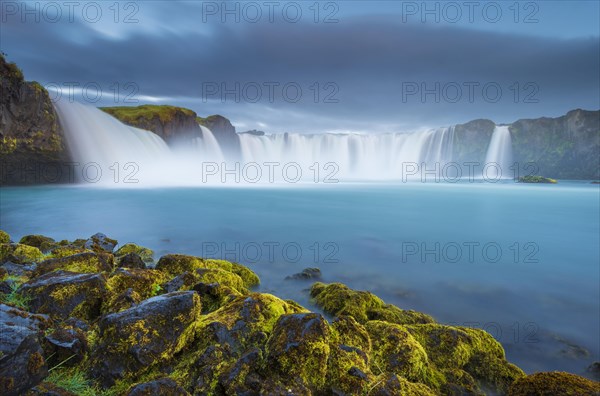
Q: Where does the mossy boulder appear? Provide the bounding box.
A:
[84,233,118,253]
[48,246,90,259]
[0,243,44,264]
[116,253,146,269]
[369,374,437,396]
[126,377,190,395]
[366,321,441,389]
[34,252,114,276]
[518,175,558,183]
[0,230,11,244]
[19,235,57,253]
[115,243,154,264]
[156,254,260,288]
[104,268,168,312]
[266,313,331,391]
[43,326,88,367]
[0,304,50,396]
[508,371,599,396]
[20,271,107,321]
[407,323,525,394]
[310,282,434,325]
[92,291,201,387]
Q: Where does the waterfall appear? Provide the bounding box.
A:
[55,101,518,185]
[484,126,513,179]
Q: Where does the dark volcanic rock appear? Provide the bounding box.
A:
[285,267,322,280]
[0,54,69,185]
[0,304,49,396]
[44,327,88,366]
[92,291,201,386]
[21,271,107,320]
[452,118,496,164]
[126,377,190,396]
[84,232,117,253]
[197,114,241,157]
[117,252,146,269]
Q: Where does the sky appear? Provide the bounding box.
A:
[1,0,599,133]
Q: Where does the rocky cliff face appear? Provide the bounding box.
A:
[0,55,69,185]
[100,105,202,144]
[452,110,599,179]
[510,109,599,179]
[197,114,241,157]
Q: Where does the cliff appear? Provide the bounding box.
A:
[196,114,241,157]
[100,105,201,144]
[0,54,69,185]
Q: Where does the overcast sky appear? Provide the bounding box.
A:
[1,0,598,133]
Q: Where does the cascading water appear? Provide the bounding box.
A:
[55,101,517,185]
[484,126,513,179]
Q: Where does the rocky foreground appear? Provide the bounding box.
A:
[0,231,598,396]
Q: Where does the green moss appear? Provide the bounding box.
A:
[101,105,196,125]
[0,137,18,154]
[365,320,443,389]
[104,268,168,312]
[156,254,260,288]
[45,367,96,396]
[368,374,437,396]
[518,175,558,183]
[0,282,32,310]
[0,230,10,244]
[35,252,114,275]
[508,371,600,396]
[19,234,57,253]
[114,243,154,263]
[310,282,434,325]
[0,243,44,264]
[48,246,91,258]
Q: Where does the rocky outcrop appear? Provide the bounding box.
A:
[510,109,600,180]
[1,230,598,395]
[197,114,241,157]
[0,54,69,185]
[100,105,202,144]
[452,118,496,164]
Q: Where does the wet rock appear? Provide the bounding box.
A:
[285,267,322,280]
[34,252,114,276]
[117,253,146,269]
[84,233,117,253]
[115,243,154,264]
[311,282,434,325]
[21,271,107,320]
[192,281,240,313]
[0,243,44,264]
[2,261,36,277]
[266,313,331,390]
[92,291,201,386]
[587,361,600,380]
[19,235,57,253]
[44,327,88,366]
[126,377,190,395]
[0,304,50,396]
[508,371,600,396]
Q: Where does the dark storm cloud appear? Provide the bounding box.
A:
[1,10,598,133]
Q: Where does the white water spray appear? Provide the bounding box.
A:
[485,126,513,179]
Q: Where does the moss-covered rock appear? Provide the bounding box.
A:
[266,313,331,391]
[20,271,107,321]
[116,253,146,269]
[0,243,44,264]
[48,246,91,259]
[84,233,117,253]
[508,371,600,396]
[407,323,524,394]
[0,230,11,244]
[156,254,259,288]
[19,235,57,253]
[104,268,168,312]
[115,243,154,264]
[310,282,434,325]
[34,252,114,276]
[92,291,201,387]
[43,326,88,367]
[518,175,558,183]
[369,373,437,396]
[366,320,442,389]
[126,377,190,395]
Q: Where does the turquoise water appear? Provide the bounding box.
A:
[1,181,598,376]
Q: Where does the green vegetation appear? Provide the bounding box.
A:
[101,105,196,125]
[0,281,32,310]
[518,175,558,183]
